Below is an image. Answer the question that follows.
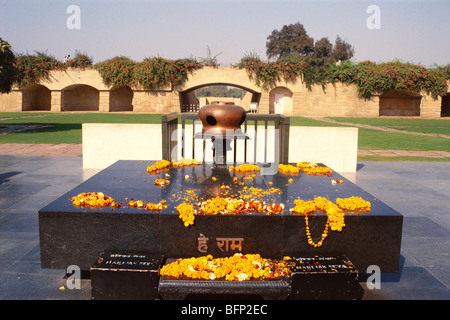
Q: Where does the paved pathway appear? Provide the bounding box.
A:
[358,149,450,158]
[0,143,82,157]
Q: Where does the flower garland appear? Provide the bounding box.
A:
[159,253,289,281]
[147,160,171,173]
[172,158,202,168]
[278,164,299,175]
[290,196,371,247]
[238,186,282,200]
[195,196,284,216]
[229,164,260,173]
[154,178,170,186]
[72,192,115,209]
[336,196,371,213]
[176,202,196,227]
[175,196,286,228]
[296,161,333,176]
[128,199,167,212]
[296,161,318,169]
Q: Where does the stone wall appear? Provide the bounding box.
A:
[0,67,446,117]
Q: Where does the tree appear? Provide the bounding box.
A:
[331,35,354,62]
[0,38,17,93]
[311,37,333,66]
[266,23,355,65]
[266,22,314,60]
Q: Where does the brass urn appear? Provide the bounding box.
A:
[198,101,246,135]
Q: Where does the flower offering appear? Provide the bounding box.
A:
[176,202,196,227]
[159,253,289,281]
[172,158,202,168]
[278,164,299,175]
[290,196,371,247]
[154,178,170,186]
[147,160,171,173]
[228,164,260,173]
[72,192,115,209]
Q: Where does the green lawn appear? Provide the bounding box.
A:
[290,116,450,152]
[0,113,162,144]
[328,117,450,136]
[1,113,449,160]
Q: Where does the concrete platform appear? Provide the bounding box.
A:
[0,155,448,300]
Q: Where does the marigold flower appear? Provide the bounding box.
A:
[229,164,260,173]
[289,196,370,247]
[278,164,299,175]
[154,179,170,186]
[172,158,202,168]
[176,202,196,227]
[160,254,289,281]
[72,192,114,209]
[147,160,170,173]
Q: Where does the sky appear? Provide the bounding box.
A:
[1,0,449,66]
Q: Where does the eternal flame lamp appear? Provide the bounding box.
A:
[195,101,249,165]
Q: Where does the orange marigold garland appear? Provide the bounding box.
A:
[172,158,202,168]
[195,196,284,216]
[229,164,260,173]
[278,164,299,175]
[296,161,332,176]
[154,178,170,186]
[72,192,115,209]
[290,196,371,247]
[336,196,371,213]
[159,253,289,281]
[176,202,196,227]
[147,160,171,173]
[127,199,167,211]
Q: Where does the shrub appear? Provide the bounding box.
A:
[95,56,136,88]
[67,50,93,69]
[236,54,328,90]
[329,60,448,99]
[14,51,65,88]
[133,57,202,90]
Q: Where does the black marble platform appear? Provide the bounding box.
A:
[38,160,403,273]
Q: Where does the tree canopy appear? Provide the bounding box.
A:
[266,22,354,66]
[0,38,17,93]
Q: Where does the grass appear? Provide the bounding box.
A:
[0,113,162,144]
[328,117,450,136]
[358,155,450,162]
[356,129,449,151]
[0,113,449,161]
[290,116,449,152]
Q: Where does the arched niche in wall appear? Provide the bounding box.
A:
[110,86,133,112]
[21,84,51,111]
[379,90,422,116]
[61,84,99,111]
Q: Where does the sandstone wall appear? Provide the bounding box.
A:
[0,67,446,117]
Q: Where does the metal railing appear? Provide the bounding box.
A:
[161,113,290,164]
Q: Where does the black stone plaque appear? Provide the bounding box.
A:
[90,252,163,300]
[286,255,364,300]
